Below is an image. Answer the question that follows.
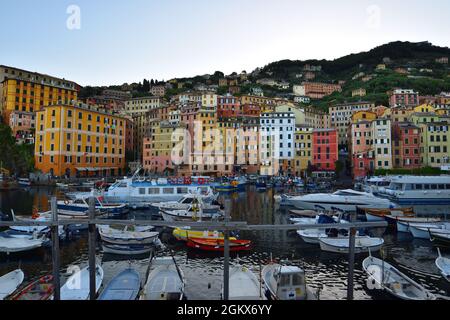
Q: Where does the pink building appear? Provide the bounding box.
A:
[392,122,421,169]
[9,111,35,144]
[349,120,375,178]
[217,95,241,118]
[389,89,419,108]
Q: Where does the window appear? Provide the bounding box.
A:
[148,188,160,194]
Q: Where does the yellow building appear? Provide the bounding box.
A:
[419,121,450,168]
[351,110,377,123]
[0,65,78,124]
[35,103,126,177]
[294,127,313,176]
[414,104,435,114]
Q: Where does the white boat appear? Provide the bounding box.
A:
[98,225,159,245]
[160,205,224,223]
[102,243,153,255]
[141,257,185,300]
[103,168,216,205]
[17,178,31,187]
[360,176,391,194]
[224,265,264,300]
[378,175,450,205]
[57,196,128,216]
[363,255,436,300]
[150,193,221,213]
[56,182,69,189]
[395,217,443,233]
[319,236,384,254]
[288,189,397,212]
[0,269,25,300]
[60,264,104,300]
[0,235,46,254]
[262,264,317,300]
[297,229,329,244]
[409,222,448,239]
[435,249,450,282]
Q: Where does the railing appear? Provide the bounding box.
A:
[0,197,388,301]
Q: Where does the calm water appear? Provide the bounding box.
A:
[1,186,449,300]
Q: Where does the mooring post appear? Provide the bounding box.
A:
[51,197,61,300]
[347,211,356,300]
[223,210,230,300]
[88,197,96,300]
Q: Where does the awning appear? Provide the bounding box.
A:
[76,167,87,171]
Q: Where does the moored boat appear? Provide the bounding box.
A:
[0,235,46,254]
[224,265,264,300]
[186,238,252,252]
[172,228,236,242]
[9,275,54,300]
[395,217,442,233]
[435,249,450,282]
[98,268,141,300]
[0,269,24,300]
[363,255,436,300]
[57,196,128,217]
[102,243,153,255]
[408,223,448,239]
[60,264,103,300]
[360,207,415,223]
[98,225,159,245]
[319,236,384,254]
[431,232,450,247]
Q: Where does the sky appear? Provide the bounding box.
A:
[1,0,449,86]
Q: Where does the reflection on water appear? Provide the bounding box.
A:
[1,186,450,300]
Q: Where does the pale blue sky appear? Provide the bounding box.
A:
[1,0,449,86]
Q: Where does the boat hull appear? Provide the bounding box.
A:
[319,237,384,254]
[98,269,141,300]
[9,275,54,300]
[0,269,24,300]
[186,238,252,252]
[102,244,153,255]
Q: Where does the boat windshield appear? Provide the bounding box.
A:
[279,275,291,287]
[333,191,363,196]
[292,274,305,286]
[179,198,194,204]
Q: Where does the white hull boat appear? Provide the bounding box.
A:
[363,255,436,300]
[408,223,447,239]
[141,257,185,300]
[225,265,265,300]
[98,225,159,245]
[0,236,45,254]
[102,244,153,255]
[435,249,450,282]
[160,208,223,223]
[297,229,328,244]
[319,236,384,254]
[0,269,25,300]
[289,189,396,212]
[395,217,442,233]
[60,264,103,300]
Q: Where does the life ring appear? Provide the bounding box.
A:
[198,178,206,185]
[184,177,192,185]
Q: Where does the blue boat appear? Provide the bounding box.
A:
[98,268,141,300]
[57,196,128,217]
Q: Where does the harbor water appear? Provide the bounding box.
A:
[0,186,449,300]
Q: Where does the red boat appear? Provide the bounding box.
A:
[9,275,54,300]
[186,238,252,252]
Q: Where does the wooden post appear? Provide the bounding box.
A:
[223,210,230,300]
[88,197,96,300]
[347,211,357,300]
[51,197,61,300]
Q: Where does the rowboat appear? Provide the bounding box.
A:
[102,243,153,255]
[60,264,104,300]
[186,238,252,252]
[98,225,159,245]
[224,265,264,300]
[395,217,442,233]
[319,236,384,254]
[408,223,447,239]
[98,268,141,300]
[141,257,185,300]
[363,255,436,300]
[430,232,450,247]
[361,207,415,223]
[9,275,54,300]
[0,269,24,300]
[435,248,450,282]
[262,264,317,300]
[172,228,236,242]
[0,235,46,254]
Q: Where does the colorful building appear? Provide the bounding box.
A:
[9,111,35,144]
[217,95,241,118]
[392,122,421,169]
[34,103,126,177]
[293,127,313,176]
[419,121,450,168]
[312,129,338,171]
[372,118,393,169]
[389,89,419,108]
[293,82,342,99]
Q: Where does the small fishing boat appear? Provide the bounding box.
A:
[141,257,185,300]
[408,223,448,239]
[160,206,224,223]
[361,207,415,223]
[262,264,317,300]
[363,254,436,300]
[0,235,46,254]
[17,178,31,187]
[57,196,128,217]
[297,229,330,244]
[102,243,153,255]
[395,217,442,233]
[98,268,141,300]
[0,269,24,300]
[60,264,104,300]
[98,225,159,245]
[224,265,264,300]
[186,238,252,252]
[9,275,54,300]
[435,248,450,282]
[319,236,384,254]
[431,232,450,247]
[149,193,221,213]
[172,228,236,242]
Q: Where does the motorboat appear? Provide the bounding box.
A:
[363,254,436,300]
[149,192,220,213]
[262,264,317,300]
[172,228,236,242]
[186,238,252,252]
[57,195,128,216]
[224,265,264,300]
[60,264,104,300]
[378,175,450,205]
[319,236,384,254]
[435,249,450,282]
[295,214,351,244]
[288,189,397,212]
[98,268,141,300]
[9,275,54,300]
[103,168,216,205]
[160,206,224,223]
[0,269,24,300]
[359,176,391,195]
[98,225,159,245]
[141,257,185,300]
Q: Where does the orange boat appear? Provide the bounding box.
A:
[186,238,252,252]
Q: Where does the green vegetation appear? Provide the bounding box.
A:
[0,124,35,175]
[374,167,444,176]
